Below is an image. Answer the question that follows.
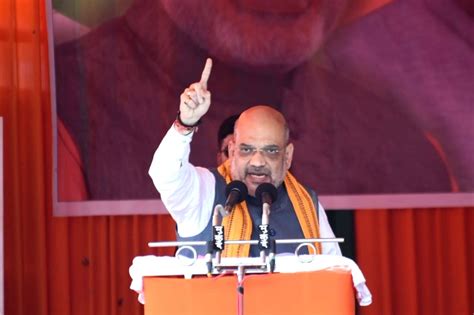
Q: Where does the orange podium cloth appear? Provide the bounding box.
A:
[143,269,355,315]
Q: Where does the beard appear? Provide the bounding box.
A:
[160,0,349,72]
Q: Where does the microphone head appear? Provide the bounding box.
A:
[255,183,278,205]
[225,180,248,203]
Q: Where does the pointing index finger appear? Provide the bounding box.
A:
[200,58,213,90]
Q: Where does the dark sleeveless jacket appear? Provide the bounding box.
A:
[177,169,319,257]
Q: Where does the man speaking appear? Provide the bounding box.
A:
[149,59,341,257]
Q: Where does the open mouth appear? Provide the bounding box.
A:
[247,173,269,183]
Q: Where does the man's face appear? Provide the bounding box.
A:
[160,0,350,72]
[228,113,294,196]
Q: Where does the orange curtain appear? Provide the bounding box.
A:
[1,1,176,315]
[356,208,474,315]
[1,1,473,315]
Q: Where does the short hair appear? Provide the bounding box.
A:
[217,114,239,148]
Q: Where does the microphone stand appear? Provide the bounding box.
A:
[206,204,226,275]
[259,202,270,262]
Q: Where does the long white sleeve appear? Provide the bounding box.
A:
[148,126,215,237]
[318,202,343,256]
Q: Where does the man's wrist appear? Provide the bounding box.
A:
[173,118,198,135]
[177,111,202,128]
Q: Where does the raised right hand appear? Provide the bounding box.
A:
[179,58,213,125]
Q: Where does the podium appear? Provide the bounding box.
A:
[143,269,355,315]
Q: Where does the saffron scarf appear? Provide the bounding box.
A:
[217,160,321,257]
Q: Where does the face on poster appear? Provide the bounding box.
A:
[49,0,474,215]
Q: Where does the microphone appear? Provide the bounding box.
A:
[224,180,248,215]
[255,183,278,206]
[255,183,278,263]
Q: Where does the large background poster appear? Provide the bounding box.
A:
[50,0,474,215]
